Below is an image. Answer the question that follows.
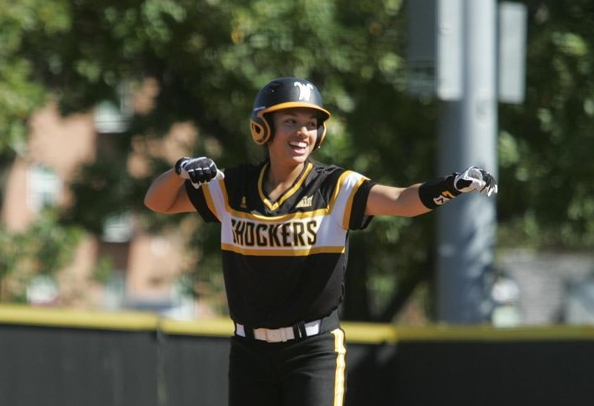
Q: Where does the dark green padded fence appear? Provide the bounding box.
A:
[1,305,593,406]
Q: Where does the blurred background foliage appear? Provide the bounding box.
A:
[1,0,594,321]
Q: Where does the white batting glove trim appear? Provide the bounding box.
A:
[454,166,498,196]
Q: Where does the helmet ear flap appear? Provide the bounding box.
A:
[250,113,273,145]
[315,123,327,149]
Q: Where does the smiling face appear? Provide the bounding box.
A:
[267,108,319,168]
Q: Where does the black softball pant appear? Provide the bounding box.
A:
[228,328,347,406]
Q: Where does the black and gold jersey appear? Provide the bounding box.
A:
[185,161,375,328]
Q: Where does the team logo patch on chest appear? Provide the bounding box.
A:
[295,195,313,209]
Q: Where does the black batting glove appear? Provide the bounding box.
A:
[175,156,220,185]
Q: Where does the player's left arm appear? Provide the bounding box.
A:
[365,166,498,217]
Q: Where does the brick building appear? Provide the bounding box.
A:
[1,89,216,319]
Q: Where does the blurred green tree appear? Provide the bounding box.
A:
[0,0,83,301]
[497,0,594,249]
[0,210,82,302]
[2,0,594,321]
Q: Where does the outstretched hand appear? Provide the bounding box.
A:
[453,166,498,197]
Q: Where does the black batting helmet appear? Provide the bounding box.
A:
[250,77,331,148]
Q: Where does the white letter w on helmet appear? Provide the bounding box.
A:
[294,82,313,101]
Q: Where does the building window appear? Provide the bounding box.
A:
[94,82,132,134]
[102,212,134,243]
[27,165,61,212]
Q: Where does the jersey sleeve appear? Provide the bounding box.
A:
[185,181,220,223]
[328,168,376,231]
[349,178,375,230]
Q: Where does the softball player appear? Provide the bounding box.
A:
[145,77,497,406]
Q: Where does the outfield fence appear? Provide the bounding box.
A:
[1,305,593,406]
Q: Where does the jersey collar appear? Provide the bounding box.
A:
[258,162,314,211]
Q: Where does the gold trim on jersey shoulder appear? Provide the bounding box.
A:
[341,176,368,230]
[258,162,314,211]
[221,243,346,257]
[328,171,350,212]
[327,171,369,230]
[202,178,236,219]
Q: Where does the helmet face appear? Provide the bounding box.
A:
[250,77,331,148]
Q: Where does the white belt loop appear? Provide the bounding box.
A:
[304,319,321,336]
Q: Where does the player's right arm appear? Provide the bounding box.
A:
[144,169,195,214]
[145,156,223,214]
